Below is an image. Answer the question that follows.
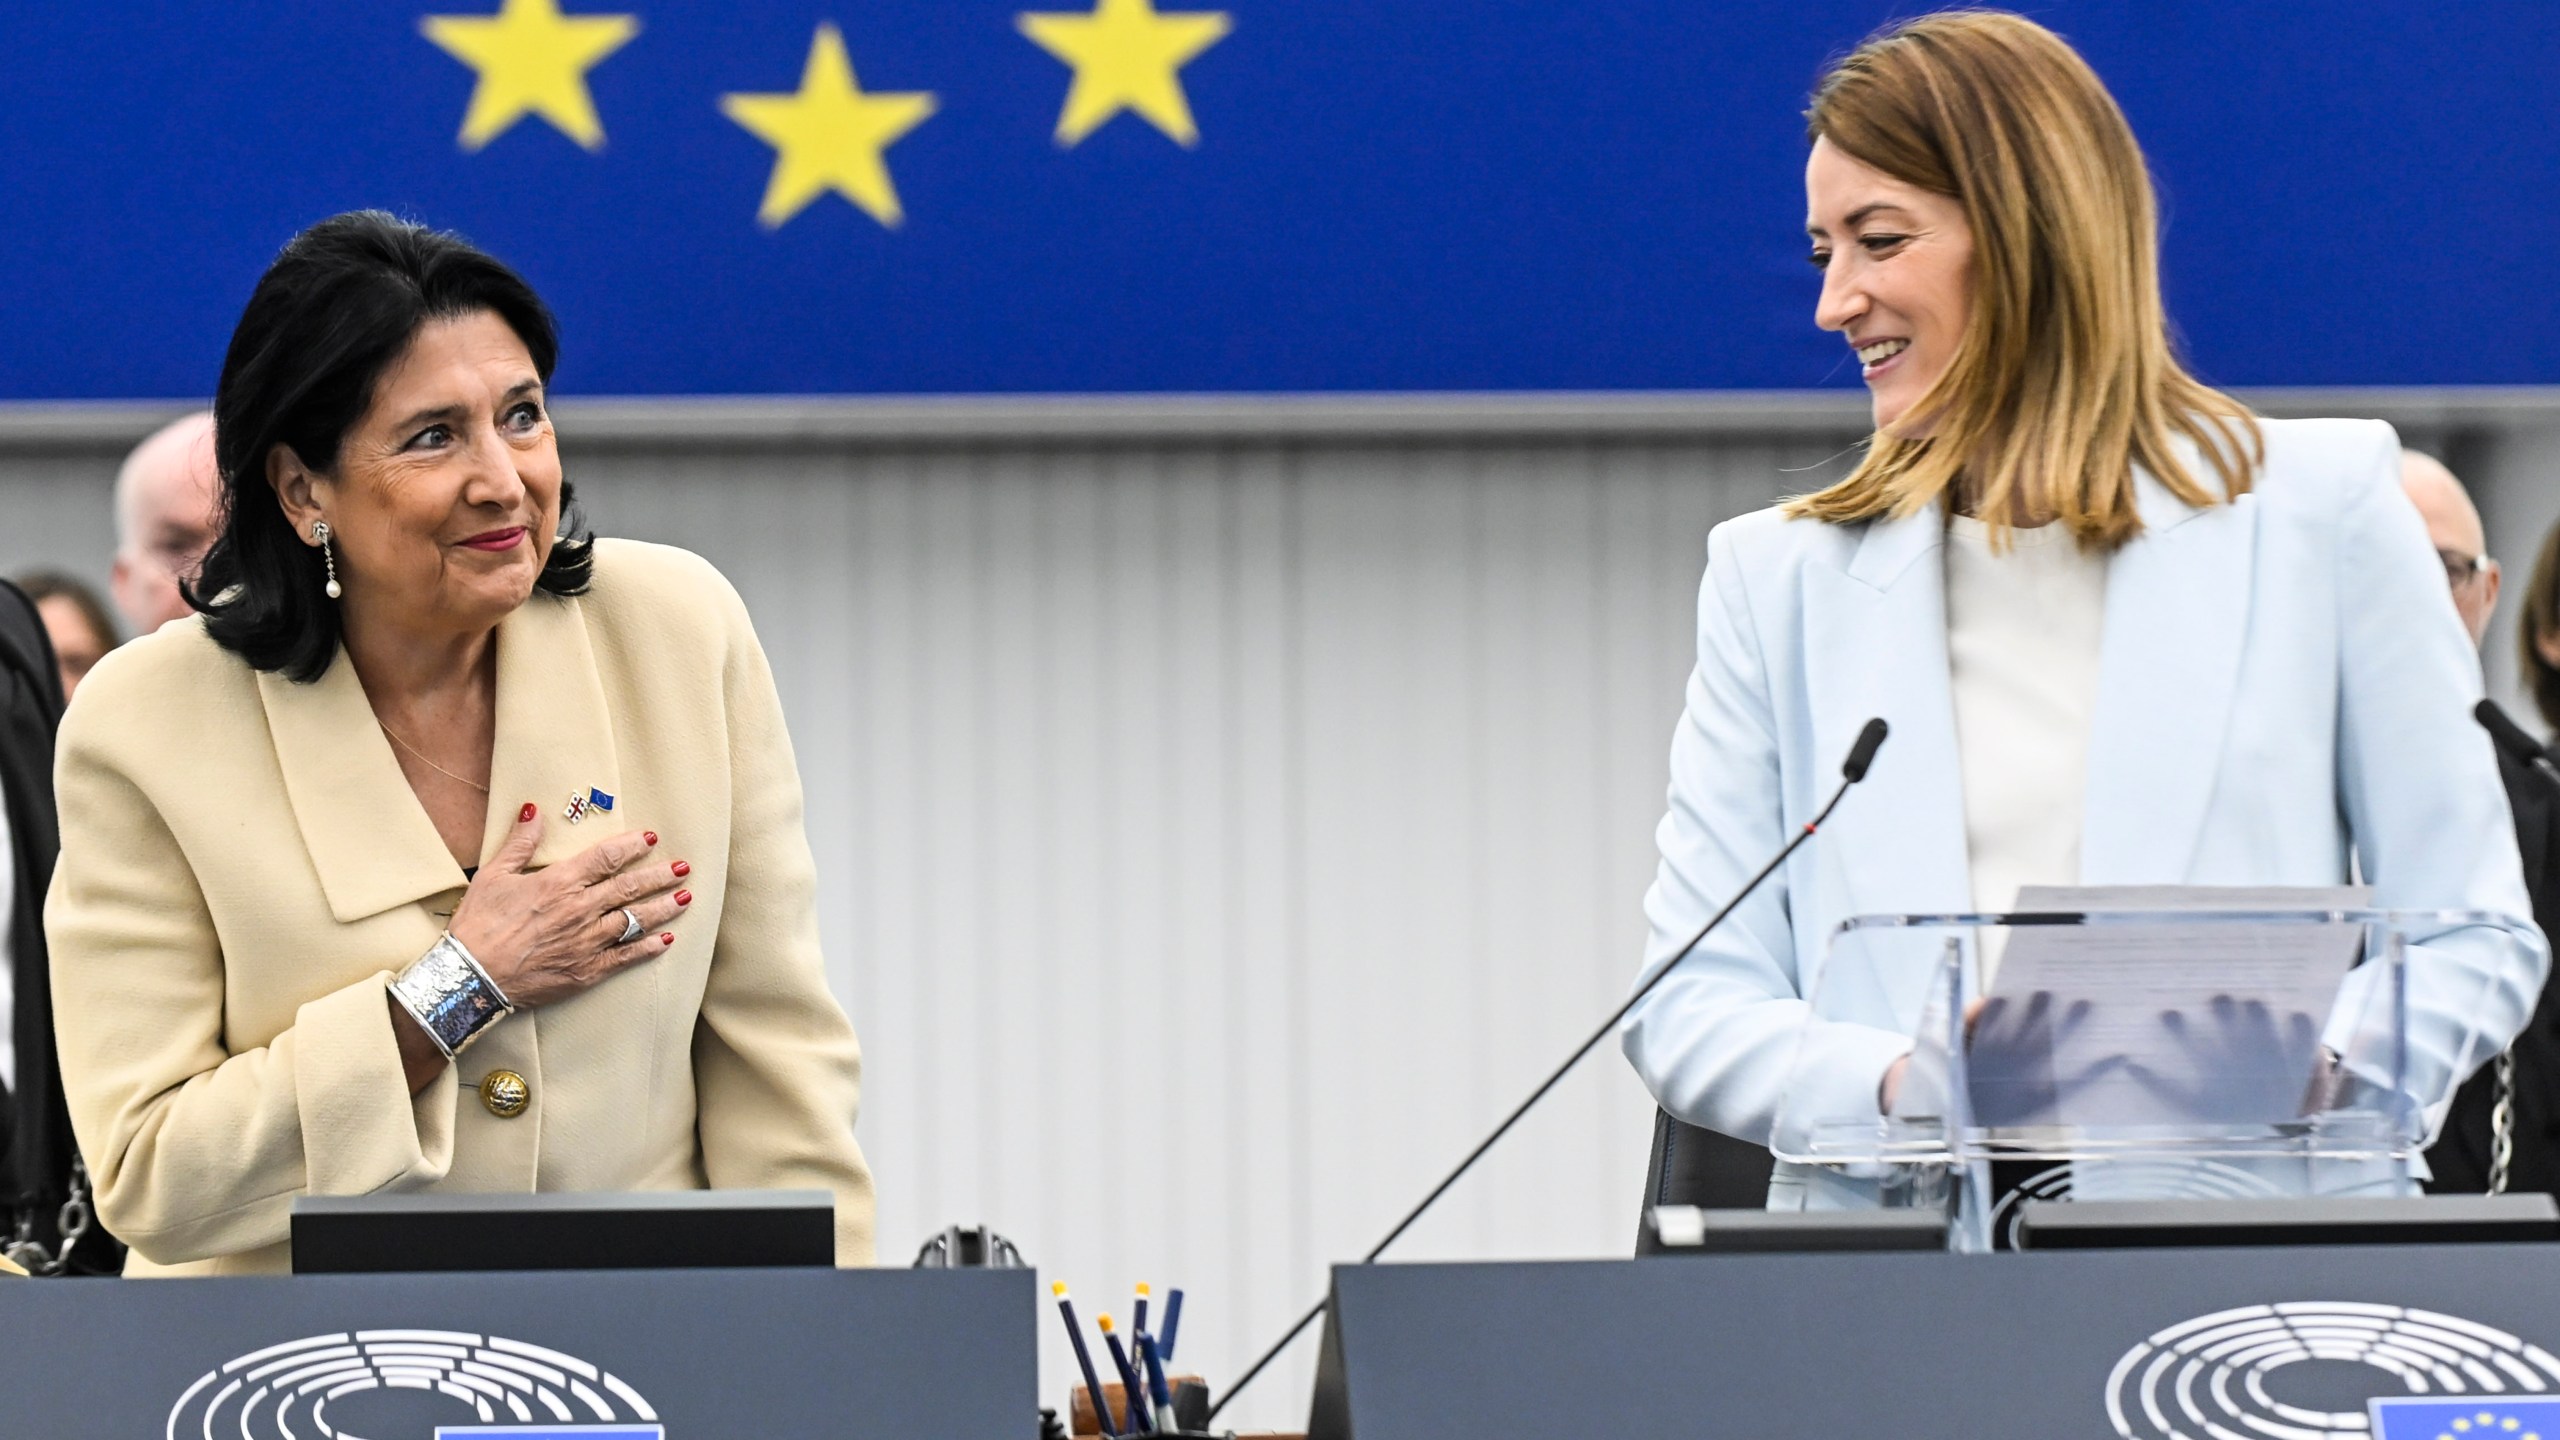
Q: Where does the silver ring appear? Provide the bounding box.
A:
[616,908,643,945]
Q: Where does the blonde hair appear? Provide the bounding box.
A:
[1785,9,2259,550]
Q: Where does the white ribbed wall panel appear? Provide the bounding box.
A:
[568,438,1812,1428]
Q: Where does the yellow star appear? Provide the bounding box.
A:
[420,0,639,152]
[1018,0,1233,147]
[720,24,938,230]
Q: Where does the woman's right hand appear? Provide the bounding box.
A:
[447,801,691,1009]
[1877,997,1990,1113]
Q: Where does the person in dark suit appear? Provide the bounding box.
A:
[0,579,119,1272]
[2412,453,2560,1196]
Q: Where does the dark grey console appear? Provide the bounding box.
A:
[1312,1245,2560,1439]
[291,1188,839,1272]
[0,1265,1031,1438]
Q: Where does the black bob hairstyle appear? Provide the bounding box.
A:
[192,210,593,682]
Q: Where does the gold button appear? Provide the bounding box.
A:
[478,1070,530,1118]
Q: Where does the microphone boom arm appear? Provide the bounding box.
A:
[1204,720,1886,1423]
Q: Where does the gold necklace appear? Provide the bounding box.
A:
[380,721,492,794]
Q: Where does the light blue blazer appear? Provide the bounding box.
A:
[1620,417,2547,1203]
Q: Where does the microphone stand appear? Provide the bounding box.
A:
[1203,720,1888,1424]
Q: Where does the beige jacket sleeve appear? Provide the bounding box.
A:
[690,567,878,1265]
[47,659,458,1265]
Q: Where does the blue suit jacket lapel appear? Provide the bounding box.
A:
[1804,505,1972,924]
[2080,471,2258,883]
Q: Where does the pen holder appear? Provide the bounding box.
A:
[1071,1378,1206,1436]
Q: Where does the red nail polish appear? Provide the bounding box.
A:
[519,803,537,823]
[660,933,675,945]
[644,831,659,847]
[675,890,692,906]
[671,860,691,878]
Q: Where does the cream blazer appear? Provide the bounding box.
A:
[46,539,875,1274]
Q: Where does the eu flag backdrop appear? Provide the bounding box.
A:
[0,1,2554,399]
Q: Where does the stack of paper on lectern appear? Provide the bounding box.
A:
[1964,886,2366,1131]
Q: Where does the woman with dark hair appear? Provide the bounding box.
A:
[13,571,119,701]
[45,211,875,1274]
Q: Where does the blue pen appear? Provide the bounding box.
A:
[1138,1330,1175,1424]
[1097,1314,1156,1434]
[1052,1284,1119,1437]
[1133,1281,1150,1337]
[1159,1288,1186,1363]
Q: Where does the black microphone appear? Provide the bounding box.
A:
[1842,716,1889,783]
[2476,699,2560,791]
[1205,718,1892,1423]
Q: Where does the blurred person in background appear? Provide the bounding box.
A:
[13,572,120,702]
[0,578,119,1273]
[2518,519,2560,736]
[48,212,873,1274]
[2424,458,2560,1199]
[2399,451,2500,647]
[109,411,221,635]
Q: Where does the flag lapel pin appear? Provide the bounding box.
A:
[563,786,616,824]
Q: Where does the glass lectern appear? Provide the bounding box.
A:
[1767,906,2541,1251]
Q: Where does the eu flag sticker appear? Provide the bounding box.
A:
[2370,1397,2560,1438]
[436,1428,664,1438]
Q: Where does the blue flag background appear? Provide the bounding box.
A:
[1,1,2554,398]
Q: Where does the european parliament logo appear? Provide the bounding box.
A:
[2371,1399,2560,1439]
[167,1330,663,1438]
[2109,1304,2560,1439]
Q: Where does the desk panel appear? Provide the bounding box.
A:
[0,1266,1031,1439]
[1323,1246,2560,1438]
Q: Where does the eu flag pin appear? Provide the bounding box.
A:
[563,787,616,824]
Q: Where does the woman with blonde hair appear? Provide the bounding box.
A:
[1620,10,2542,1209]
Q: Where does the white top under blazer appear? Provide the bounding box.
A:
[1619,417,2548,1207]
[1942,513,2109,983]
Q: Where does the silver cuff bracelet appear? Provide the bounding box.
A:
[389,933,514,1059]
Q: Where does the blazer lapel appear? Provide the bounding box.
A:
[2079,470,2257,883]
[479,592,623,871]
[262,593,624,923]
[1804,506,1973,922]
[260,657,466,924]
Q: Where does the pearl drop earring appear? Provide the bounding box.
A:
[313,520,342,599]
